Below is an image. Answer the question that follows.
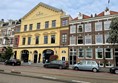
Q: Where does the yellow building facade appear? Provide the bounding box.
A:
[14,2,70,63]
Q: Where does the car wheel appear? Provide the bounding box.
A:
[114,70,118,74]
[59,66,63,69]
[74,67,79,70]
[12,63,15,66]
[4,62,7,65]
[92,68,97,72]
[44,65,48,68]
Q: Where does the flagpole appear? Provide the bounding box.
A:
[108,0,110,9]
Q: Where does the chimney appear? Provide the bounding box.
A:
[1,19,4,22]
[78,12,83,19]
[94,13,97,17]
[91,14,93,17]
[104,7,110,15]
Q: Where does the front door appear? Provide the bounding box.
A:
[34,55,37,63]
[69,56,76,65]
[115,49,118,66]
[115,57,118,66]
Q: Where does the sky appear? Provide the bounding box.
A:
[0,0,118,21]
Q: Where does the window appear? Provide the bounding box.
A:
[62,34,67,43]
[28,37,31,45]
[0,39,2,44]
[62,50,66,53]
[77,36,83,44]
[29,24,33,31]
[52,20,56,28]
[96,48,103,59]
[69,49,76,56]
[45,21,49,28]
[70,25,76,33]
[85,23,91,32]
[78,48,84,58]
[51,35,55,43]
[105,48,112,59]
[22,37,26,45]
[62,57,65,61]
[70,36,76,45]
[37,23,40,29]
[14,38,18,45]
[9,38,13,44]
[95,34,103,44]
[85,35,92,44]
[12,31,14,35]
[35,36,39,44]
[24,25,27,31]
[77,24,83,32]
[15,27,20,32]
[86,48,92,58]
[62,19,68,26]
[44,35,48,44]
[95,22,102,31]
[8,30,11,36]
[104,21,111,30]
[105,34,109,43]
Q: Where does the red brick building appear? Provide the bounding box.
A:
[69,8,118,67]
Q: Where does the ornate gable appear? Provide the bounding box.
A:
[22,2,64,20]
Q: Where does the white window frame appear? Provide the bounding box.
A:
[70,36,76,45]
[85,48,93,59]
[85,35,92,44]
[85,23,91,32]
[105,34,109,44]
[70,25,76,33]
[105,61,113,67]
[95,34,103,44]
[77,24,83,33]
[95,22,102,31]
[77,36,83,44]
[104,21,111,30]
[78,48,84,58]
[95,48,103,59]
[104,48,113,59]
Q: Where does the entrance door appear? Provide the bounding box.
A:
[38,54,41,63]
[43,49,54,63]
[115,57,118,66]
[34,55,37,63]
[69,56,76,65]
[34,51,38,63]
[21,50,29,63]
[115,49,118,66]
[62,57,65,61]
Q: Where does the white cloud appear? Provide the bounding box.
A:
[0,0,118,20]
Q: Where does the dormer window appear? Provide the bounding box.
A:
[77,24,83,33]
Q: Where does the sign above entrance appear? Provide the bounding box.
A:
[46,50,53,54]
[36,12,43,16]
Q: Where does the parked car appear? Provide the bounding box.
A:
[4,59,21,66]
[72,60,100,72]
[43,60,69,69]
[110,67,118,74]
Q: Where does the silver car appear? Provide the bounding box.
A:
[73,60,100,72]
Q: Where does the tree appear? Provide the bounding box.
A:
[107,17,118,67]
[107,17,118,44]
[1,47,13,60]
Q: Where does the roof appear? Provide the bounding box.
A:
[22,2,64,19]
[72,14,90,21]
[97,10,118,17]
